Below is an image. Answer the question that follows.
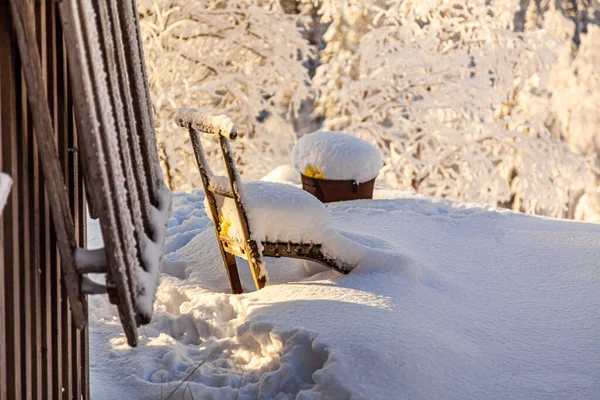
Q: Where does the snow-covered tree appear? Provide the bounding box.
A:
[139,0,315,189]
[139,0,600,220]
[312,0,596,217]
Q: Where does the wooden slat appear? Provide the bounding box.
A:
[33,2,46,397]
[53,6,67,396]
[116,0,159,203]
[19,56,34,400]
[77,118,89,400]
[70,101,83,400]
[262,241,352,274]
[209,186,235,199]
[59,25,74,400]
[51,219,62,399]
[219,236,248,259]
[41,0,56,397]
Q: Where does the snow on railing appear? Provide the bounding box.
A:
[136,165,172,319]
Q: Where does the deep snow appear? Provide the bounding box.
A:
[89,181,600,399]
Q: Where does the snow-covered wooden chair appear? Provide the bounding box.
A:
[9,0,171,346]
[175,108,354,293]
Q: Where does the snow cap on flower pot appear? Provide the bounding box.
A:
[292,131,383,203]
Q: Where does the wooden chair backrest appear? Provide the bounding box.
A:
[175,108,267,290]
[174,109,252,241]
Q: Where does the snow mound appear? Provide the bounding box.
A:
[260,164,301,185]
[292,131,382,183]
[0,173,12,215]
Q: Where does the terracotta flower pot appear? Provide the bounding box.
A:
[301,174,375,203]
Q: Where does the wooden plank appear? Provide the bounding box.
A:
[116,0,159,204]
[51,221,62,399]
[209,186,235,199]
[8,0,87,328]
[220,237,247,260]
[81,322,90,400]
[32,120,44,400]
[33,1,46,397]
[71,109,83,400]
[78,151,88,396]
[19,58,33,400]
[59,27,74,400]
[61,283,73,400]
[262,241,353,274]
[41,0,57,396]
[52,3,64,397]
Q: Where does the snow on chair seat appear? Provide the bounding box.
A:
[206,181,332,244]
[175,108,355,294]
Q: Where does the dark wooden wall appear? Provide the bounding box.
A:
[0,1,88,399]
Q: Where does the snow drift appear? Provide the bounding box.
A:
[88,185,600,399]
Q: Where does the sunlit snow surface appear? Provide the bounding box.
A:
[89,188,600,399]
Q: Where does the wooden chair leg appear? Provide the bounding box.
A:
[246,240,267,290]
[216,240,243,294]
[224,252,243,294]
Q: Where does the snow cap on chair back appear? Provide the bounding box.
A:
[175,108,238,140]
